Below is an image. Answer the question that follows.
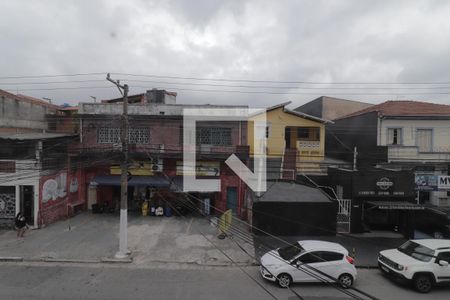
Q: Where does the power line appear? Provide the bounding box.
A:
[6,85,450,95]
[0,71,449,85]
[159,173,378,299]
[160,189,374,300]
[112,72,450,85]
[5,78,450,90]
[158,192,284,300]
[0,73,105,80]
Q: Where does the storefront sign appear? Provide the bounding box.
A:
[438,176,450,190]
[111,160,163,176]
[176,161,220,177]
[415,174,438,191]
[353,171,414,198]
[376,177,393,190]
[415,175,450,191]
[377,204,424,210]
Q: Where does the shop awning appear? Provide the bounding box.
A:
[90,175,170,187]
[367,201,425,210]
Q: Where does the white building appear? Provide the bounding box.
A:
[329,100,450,207]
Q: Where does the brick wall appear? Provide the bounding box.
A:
[38,171,69,226]
[80,117,247,153]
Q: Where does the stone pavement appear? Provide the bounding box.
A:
[0,212,255,266]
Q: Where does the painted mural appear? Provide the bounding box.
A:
[42,172,67,203]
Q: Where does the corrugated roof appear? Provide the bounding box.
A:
[0,132,76,140]
[255,181,332,203]
[336,100,450,120]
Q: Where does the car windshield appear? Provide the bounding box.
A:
[278,243,304,260]
[397,241,435,262]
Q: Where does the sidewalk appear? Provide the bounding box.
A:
[253,233,407,268]
[0,212,406,268]
[0,212,255,267]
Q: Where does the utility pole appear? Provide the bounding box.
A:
[106,73,129,259]
[353,146,358,171]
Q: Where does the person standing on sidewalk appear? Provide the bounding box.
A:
[14,212,28,238]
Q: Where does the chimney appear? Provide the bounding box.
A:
[146,89,176,104]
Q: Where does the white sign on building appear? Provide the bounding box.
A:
[438,176,450,190]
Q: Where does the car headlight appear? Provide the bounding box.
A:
[396,264,404,271]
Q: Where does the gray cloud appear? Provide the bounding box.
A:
[0,0,450,108]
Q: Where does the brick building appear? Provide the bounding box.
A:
[72,90,250,218]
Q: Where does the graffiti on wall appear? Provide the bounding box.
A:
[42,172,67,203]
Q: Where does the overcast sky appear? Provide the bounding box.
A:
[1,0,450,108]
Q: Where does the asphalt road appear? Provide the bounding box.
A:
[0,263,449,300]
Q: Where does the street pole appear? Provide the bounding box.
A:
[106,73,129,259]
[353,146,358,171]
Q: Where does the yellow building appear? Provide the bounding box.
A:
[248,102,330,177]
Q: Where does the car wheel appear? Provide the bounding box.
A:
[413,274,433,293]
[277,273,292,288]
[338,273,353,288]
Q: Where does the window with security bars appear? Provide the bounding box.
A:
[129,128,150,144]
[196,128,232,146]
[97,128,149,144]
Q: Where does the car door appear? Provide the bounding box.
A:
[292,251,327,282]
[435,251,450,282]
[313,251,345,280]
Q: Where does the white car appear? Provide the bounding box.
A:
[378,239,450,293]
[260,240,357,288]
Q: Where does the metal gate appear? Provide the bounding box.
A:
[336,199,351,233]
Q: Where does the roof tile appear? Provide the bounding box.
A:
[336,100,450,119]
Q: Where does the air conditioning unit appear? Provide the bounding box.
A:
[150,158,163,172]
[200,144,212,153]
[157,144,165,153]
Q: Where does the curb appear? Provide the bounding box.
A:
[101,257,133,263]
[0,256,24,262]
[41,258,100,264]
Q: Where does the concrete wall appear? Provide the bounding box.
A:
[0,92,58,131]
[79,102,248,116]
[380,118,450,152]
[322,97,372,121]
[295,96,372,121]
[327,112,387,167]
